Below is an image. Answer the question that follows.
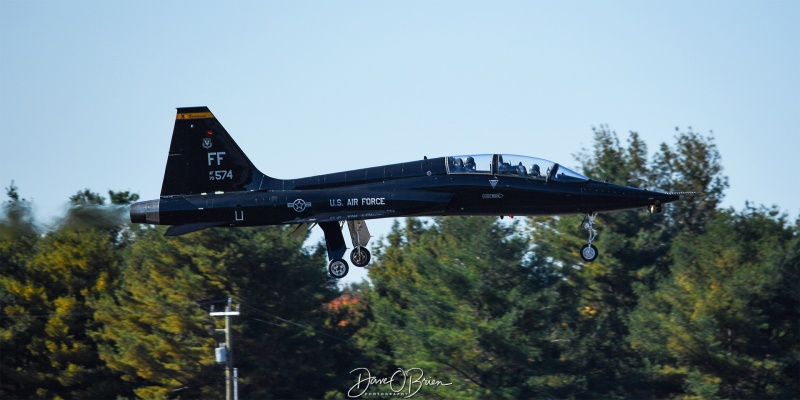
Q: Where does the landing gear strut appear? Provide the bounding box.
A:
[320,222,349,279]
[347,220,372,268]
[580,213,599,262]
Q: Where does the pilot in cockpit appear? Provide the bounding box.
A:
[454,158,464,171]
[464,157,476,171]
[498,155,513,174]
[530,164,541,177]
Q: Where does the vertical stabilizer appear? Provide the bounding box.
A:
[160,107,267,196]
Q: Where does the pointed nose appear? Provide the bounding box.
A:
[581,181,681,214]
[655,191,680,204]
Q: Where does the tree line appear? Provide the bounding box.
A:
[1,127,797,399]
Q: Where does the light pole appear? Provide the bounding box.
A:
[211,298,240,400]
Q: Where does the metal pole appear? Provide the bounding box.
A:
[233,368,239,400]
[225,298,234,400]
[210,298,239,400]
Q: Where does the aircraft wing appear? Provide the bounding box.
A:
[281,209,402,225]
[164,222,226,236]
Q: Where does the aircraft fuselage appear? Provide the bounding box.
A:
[130,107,680,278]
[131,156,675,229]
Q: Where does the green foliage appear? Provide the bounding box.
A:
[92,226,224,399]
[1,189,131,399]
[108,191,140,206]
[5,181,21,202]
[211,226,357,399]
[359,217,572,399]
[93,224,361,399]
[69,189,106,206]
[1,181,38,241]
[0,183,41,396]
[629,207,799,399]
[1,125,796,399]
[652,127,729,234]
[352,126,790,399]
[2,185,366,399]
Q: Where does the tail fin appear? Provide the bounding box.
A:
[160,107,267,196]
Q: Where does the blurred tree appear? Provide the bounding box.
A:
[1,183,41,396]
[652,127,728,235]
[358,216,572,399]
[1,189,132,399]
[69,189,105,206]
[630,207,799,398]
[1,119,789,400]
[0,182,38,278]
[92,226,225,399]
[215,226,358,399]
[95,224,360,399]
[525,126,730,397]
[108,190,140,206]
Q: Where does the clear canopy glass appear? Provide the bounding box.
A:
[447,154,494,174]
[446,154,589,182]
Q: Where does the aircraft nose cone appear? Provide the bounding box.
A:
[581,181,685,214]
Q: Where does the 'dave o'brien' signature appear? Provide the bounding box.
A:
[348,367,453,398]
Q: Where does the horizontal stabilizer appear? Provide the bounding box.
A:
[164,222,224,236]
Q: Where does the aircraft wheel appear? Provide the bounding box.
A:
[580,244,599,262]
[350,247,371,267]
[328,259,349,279]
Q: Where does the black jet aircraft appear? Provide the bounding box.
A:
[130,107,680,278]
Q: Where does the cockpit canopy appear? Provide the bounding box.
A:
[446,154,589,182]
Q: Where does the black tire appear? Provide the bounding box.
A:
[328,259,349,279]
[580,244,599,262]
[350,247,371,267]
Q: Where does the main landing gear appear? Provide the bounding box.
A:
[580,213,599,262]
[347,220,372,270]
[320,220,373,279]
[350,246,371,267]
[326,247,371,279]
[328,259,349,279]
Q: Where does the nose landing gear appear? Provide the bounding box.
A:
[580,213,599,262]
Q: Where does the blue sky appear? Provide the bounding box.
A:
[2,1,798,282]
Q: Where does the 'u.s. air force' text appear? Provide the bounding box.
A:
[330,198,386,207]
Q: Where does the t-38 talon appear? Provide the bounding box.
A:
[131,107,680,278]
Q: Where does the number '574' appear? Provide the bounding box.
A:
[209,170,233,180]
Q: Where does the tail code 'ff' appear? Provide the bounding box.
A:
[160,107,266,196]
